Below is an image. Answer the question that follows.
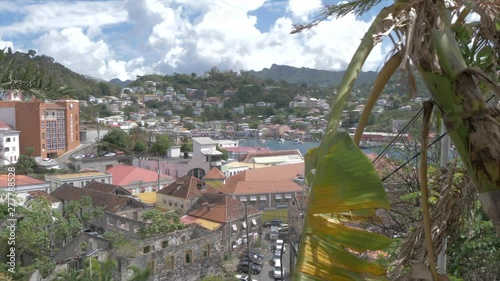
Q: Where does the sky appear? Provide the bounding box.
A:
[0,0,391,81]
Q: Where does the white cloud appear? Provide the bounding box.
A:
[34,27,147,80]
[287,0,323,22]
[0,1,127,36]
[1,0,389,80]
[0,37,14,50]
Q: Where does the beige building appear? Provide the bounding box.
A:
[44,171,112,192]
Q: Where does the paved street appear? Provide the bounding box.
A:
[233,228,292,281]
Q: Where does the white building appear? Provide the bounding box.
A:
[0,122,20,166]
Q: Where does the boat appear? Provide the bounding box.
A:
[293,139,303,144]
[277,138,285,144]
[259,139,266,144]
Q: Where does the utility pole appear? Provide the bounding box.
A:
[437,120,449,274]
[157,157,160,191]
[244,202,252,280]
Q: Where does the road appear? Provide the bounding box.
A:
[235,228,292,281]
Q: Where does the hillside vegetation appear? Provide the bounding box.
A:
[0,50,121,100]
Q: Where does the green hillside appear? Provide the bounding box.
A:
[0,50,121,100]
[245,64,379,86]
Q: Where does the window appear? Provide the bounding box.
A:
[3,147,9,152]
[5,138,10,142]
[181,236,186,243]
[163,197,167,204]
[242,221,247,229]
[285,194,292,200]
[162,240,168,248]
[239,196,247,202]
[12,147,15,152]
[42,144,45,150]
[203,244,211,258]
[185,250,192,264]
[169,202,172,206]
[12,137,15,141]
[275,194,283,200]
[180,204,184,209]
[232,224,238,232]
[250,196,257,201]
[143,246,151,254]
[259,195,267,201]
[165,256,174,271]
[107,217,113,225]
[133,212,138,220]
[251,219,257,226]
[42,132,45,139]
[101,179,105,183]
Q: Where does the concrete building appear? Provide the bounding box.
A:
[0,122,20,166]
[0,98,80,158]
[44,171,113,192]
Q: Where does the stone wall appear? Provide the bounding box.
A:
[116,226,223,281]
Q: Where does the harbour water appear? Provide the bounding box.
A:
[238,138,374,155]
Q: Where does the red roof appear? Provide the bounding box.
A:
[0,174,46,188]
[188,193,261,223]
[106,164,174,186]
[219,163,305,195]
[0,122,11,130]
[203,167,225,180]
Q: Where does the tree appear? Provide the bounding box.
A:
[216,145,229,161]
[149,134,173,156]
[0,49,72,100]
[292,0,499,280]
[15,147,36,174]
[133,141,147,153]
[28,49,36,59]
[102,128,131,151]
[138,210,185,238]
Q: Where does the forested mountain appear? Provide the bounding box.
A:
[245,64,379,86]
[0,50,121,100]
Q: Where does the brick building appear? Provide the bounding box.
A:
[0,98,80,158]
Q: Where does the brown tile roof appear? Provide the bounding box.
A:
[84,180,130,195]
[219,163,305,195]
[203,167,225,180]
[51,184,145,212]
[157,175,220,200]
[27,191,60,203]
[188,193,262,223]
[241,149,302,163]
[0,174,47,188]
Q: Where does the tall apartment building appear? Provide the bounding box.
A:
[0,98,80,158]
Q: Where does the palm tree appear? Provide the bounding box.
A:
[0,49,73,100]
[291,0,499,280]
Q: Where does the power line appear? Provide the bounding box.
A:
[381,133,446,182]
[372,107,424,165]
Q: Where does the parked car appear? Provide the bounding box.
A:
[273,259,284,280]
[240,255,264,266]
[279,224,289,232]
[71,153,85,160]
[241,253,264,262]
[103,152,116,157]
[234,274,258,281]
[43,158,53,162]
[237,261,262,274]
[275,239,286,253]
[264,219,284,228]
[271,253,281,266]
[249,249,264,260]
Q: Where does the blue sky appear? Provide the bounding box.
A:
[0,0,390,81]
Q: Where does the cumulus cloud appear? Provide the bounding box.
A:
[0,0,389,80]
[0,37,14,50]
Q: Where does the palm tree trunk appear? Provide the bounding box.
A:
[416,26,500,234]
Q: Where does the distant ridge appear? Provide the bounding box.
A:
[109,78,133,88]
[245,64,378,86]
